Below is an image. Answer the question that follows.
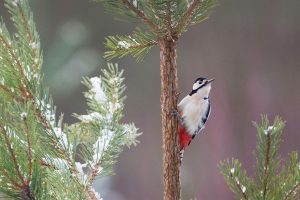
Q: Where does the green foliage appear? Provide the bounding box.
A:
[71,63,141,183]
[0,0,140,199]
[105,30,157,61]
[95,0,218,61]
[219,116,300,200]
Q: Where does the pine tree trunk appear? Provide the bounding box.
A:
[159,37,180,200]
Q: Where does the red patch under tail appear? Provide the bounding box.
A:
[178,125,192,151]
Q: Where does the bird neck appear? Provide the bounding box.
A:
[190,84,211,98]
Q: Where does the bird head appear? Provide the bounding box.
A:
[190,77,214,96]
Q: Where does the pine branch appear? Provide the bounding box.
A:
[0,35,29,97]
[5,0,41,79]
[174,0,217,36]
[23,117,33,184]
[0,85,20,101]
[219,159,253,200]
[105,31,157,61]
[229,172,249,200]
[71,63,140,198]
[284,182,300,200]
[220,116,299,200]
[166,0,173,39]
[1,1,140,199]
[263,131,271,197]
[94,0,159,32]
[0,125,26,186]
[0,166,21,189]
[121,0,159,32]
[175,0,201,33]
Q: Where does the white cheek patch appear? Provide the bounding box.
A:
[192,82,201,90]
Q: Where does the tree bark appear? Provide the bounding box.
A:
[159,37,180,200]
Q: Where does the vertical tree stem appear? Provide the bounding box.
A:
[159,37,180,200]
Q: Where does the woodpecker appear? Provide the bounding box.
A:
[173,77,214,162]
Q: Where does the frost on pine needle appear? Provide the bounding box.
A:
[91,129,115,165]
[42,155,69,170]
[20,112,27,120]
[30,42,38,49]
[264,126,274,135]
[121,123,141,146]
[12,0,20,7]
[0,78,4,85]
[89,187,103,200]
[230,168,235,174]
[78,112,103,123]
[53,127,69,149]
[72,63,140,189]
[118,41,131,49]
[90,77,107,103]
[75,162,88,185]
[241,185,246,193]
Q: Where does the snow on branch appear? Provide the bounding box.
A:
[0,0,140,198]
[71,63,141,194]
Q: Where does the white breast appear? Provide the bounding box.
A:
[178,94,210,135]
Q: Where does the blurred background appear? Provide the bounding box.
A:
[1,0,299,199]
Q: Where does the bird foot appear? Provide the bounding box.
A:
[176,92,181,99]
[170,109,184,125]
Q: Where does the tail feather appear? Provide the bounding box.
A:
[178,125,192,163]
[179,149,184,164]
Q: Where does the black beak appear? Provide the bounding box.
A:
[206,78,214,84]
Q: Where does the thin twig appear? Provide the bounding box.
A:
[0,85,22,102]
[166,0,173,40]
[0,167,22,189]
[16,2,40,78]
[109,40,157,55]
[121,0,159,32]
[263,133,271,197]
[284,182,300,200]
[0,35,30,95]
[23,117,33,183]
[0,125,26,186]
[175,0,201,35]
[230,172,249,200]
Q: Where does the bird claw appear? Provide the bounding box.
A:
[170,109,179,116]
[176,92,181,99]
[170,109,184,125]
